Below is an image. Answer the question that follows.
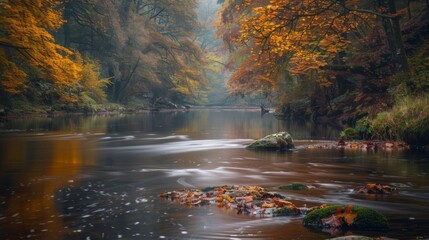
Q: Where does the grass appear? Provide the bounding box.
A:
[370,95,429,142]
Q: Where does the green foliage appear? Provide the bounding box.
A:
[339,128,360,140]
[366,31,429,144]
[341,92,429,145]
[403,116,429,146]
[406,41,429,94]
[369,95,429,141]
[354,117,374,139]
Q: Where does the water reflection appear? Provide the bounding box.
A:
[0,109,340,139]
[0,110,428,239]
[0,135,97,239]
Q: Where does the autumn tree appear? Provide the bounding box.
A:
[0,0,83,100]
[61,0,208,105]
[217,0,427,120]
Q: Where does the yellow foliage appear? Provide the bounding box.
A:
[0,49,27,93]
[218,0,377,95]
[74,53,110,102]
[0,0,83,99]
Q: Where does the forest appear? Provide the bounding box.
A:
[1,0,429,145]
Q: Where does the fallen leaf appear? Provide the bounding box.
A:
[321,215,343,228]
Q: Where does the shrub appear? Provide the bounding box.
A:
[368,95,429,143]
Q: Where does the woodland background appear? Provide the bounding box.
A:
[0,0,428,144]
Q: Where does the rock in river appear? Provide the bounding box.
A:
[302,205,389,230]
[247,132,294,150]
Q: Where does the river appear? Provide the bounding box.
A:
[0,109,428,239]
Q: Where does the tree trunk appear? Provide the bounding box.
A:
[387,0,410,74]
[407,0,412,19]
[63,3,72,48]
[378,0,397,59]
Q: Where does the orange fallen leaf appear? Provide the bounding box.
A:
[321,215,343,228]
[275,199,296,208]
[261,202,276,208]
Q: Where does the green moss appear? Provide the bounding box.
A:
[279,183,309,190]
[302,205,388,230]
[247,132,294,150]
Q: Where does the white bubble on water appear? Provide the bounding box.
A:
[135,197,148,203]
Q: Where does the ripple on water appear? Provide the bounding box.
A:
[101,139,251,155]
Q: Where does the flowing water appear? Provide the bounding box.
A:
[0,109,428,239]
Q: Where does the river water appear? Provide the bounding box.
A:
[0,109,428,239]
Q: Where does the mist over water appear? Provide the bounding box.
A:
[1,109,428,239]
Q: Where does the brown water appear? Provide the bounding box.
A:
[0,109,428,239]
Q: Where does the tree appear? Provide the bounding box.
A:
[61,0,208,105]
[0,0,83,100]
[217,0,422,119]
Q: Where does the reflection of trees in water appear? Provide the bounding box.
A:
[1,115,110,133]
[0,137,97,239]
[0,111,340,139]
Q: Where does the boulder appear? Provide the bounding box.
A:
[302,205,389,230]
[247,132,294,150]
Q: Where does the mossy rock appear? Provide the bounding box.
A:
[279,182,310,190]
[247,132,294,150]
[276,206,301,216]
[302,205,388,230]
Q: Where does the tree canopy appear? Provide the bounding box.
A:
[216,0,428,122]
[0,0,83,98]
[0,0,213,108]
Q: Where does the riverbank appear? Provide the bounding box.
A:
[0,103,266,122]
[296,140,428,151]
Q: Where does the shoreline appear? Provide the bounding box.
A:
[0,105,267,121]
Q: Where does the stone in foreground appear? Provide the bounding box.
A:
[303,205,389,230]
[247,132,294,150]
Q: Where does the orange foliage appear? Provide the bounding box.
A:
[217,0,378,95]
[0,0,83,98]
[321,205,357,228]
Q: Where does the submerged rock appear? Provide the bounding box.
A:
[279,182,313,190]
[247,132,294,150]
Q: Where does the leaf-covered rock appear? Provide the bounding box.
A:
[355,183,396,194]
[160,185,302,217]
[247,132,294,150]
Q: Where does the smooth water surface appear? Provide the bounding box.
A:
[0,109,428,239]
